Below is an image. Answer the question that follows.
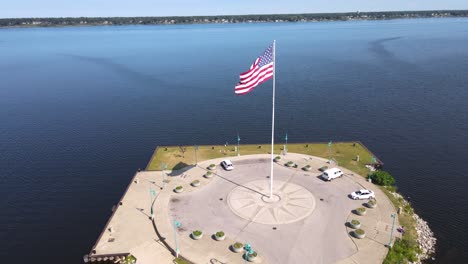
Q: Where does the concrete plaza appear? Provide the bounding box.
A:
[90,153,399,264]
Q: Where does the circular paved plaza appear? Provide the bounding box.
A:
[167,154,397,264]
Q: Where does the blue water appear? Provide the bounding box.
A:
[1,18,468,263]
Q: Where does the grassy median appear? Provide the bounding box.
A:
[146,141,378,176]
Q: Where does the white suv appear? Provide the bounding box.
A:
[221,160,234,171]
[321,168,343,181]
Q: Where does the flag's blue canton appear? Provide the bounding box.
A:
[258,45,273,67]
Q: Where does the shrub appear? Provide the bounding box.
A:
[319,166,328,172]
[192,230,202,236]
[386,185,398,193]
[233,242,243,249]
[275,156,281,160]
[355,229,365,235]
[370,170,395,186]
[356,207,367,215]
[383,238,419,264]
[216,231,225,237]
[206,171,212,175]
[174,257,191,264]
[305,165,311,168]
[191,180,200,186]
[209,164,215,168]
[287,161,293,165]
[248,251,257,257]
[175,186,183,190]
[125,255,137,263]
[351,220,360,225]
[357,207,366,213]
[368,199,377,206]
[404,204,414,215]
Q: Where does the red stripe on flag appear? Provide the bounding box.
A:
[236,64,273,88]
[240,63,273,83]
[240,59,260,79]
[235,73,273,95]
[239,65,259,81]
[235,69,273,91]
[235,68,273,95]
[234,44,274,94]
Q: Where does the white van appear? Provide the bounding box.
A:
[322,168,344,181]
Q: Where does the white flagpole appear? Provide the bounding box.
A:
[270,40,276,199]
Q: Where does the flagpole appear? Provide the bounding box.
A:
[270,40,276,199]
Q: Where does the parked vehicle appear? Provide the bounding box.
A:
[321,168,343,181]
[350,189,375,200]
[221,160,234,171]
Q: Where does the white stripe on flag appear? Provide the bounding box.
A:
[234,44,274,95]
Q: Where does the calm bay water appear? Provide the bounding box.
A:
[1,18,468,263]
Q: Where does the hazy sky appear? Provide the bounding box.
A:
[2,0,468,18]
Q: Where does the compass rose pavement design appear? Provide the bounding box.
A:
[227,180,316,225]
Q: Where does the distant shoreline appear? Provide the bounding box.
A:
[1,10,468,29]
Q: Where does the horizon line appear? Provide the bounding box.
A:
[1,9,468,20]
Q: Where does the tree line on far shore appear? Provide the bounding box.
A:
[1,10,468,27]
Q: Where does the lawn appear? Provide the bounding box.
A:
[146,141,380,176]
[380,186,420,263]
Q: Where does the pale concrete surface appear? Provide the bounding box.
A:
[227,179,316,224]
[91,171,175,263]
[91,153,398,264]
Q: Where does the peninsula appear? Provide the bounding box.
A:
[85,142,435,264]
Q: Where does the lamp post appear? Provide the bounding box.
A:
[161,162,167,189]
[284,132,288,154]
[194,145,198,165]
[237,132,240,156]
[173,220,182,258]
[149,188,156,220]
[328,141,332,163]
[371,156,377,168]
[388,213,397,247]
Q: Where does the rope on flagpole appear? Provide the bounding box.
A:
[270,40,276,199]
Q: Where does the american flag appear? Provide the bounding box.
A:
[235,44,274,95]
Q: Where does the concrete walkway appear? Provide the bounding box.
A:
[90,153,399,264]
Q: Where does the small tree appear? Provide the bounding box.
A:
[370,170,395,186]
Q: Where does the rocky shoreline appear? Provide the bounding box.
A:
[414,213,436,262]
[391,192,436,263]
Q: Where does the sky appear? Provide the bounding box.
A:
[1,0,468,18]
